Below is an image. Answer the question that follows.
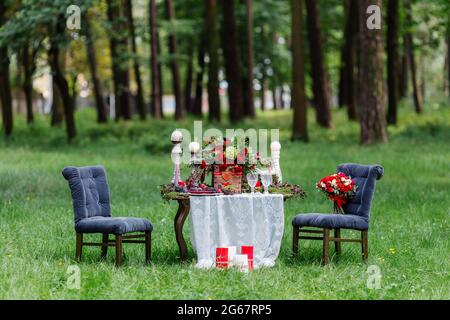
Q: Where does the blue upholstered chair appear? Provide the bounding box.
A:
[62,166,153,266]
[292,164,383,264]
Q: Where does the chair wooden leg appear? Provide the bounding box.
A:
[334,228,341,255]
[76,233,83,261]
[322,228,330,265]
[293,226,299,256]
[361,230,368,262]
[101,233,109,259]
[145,231,152,263]
[115,234,123,267]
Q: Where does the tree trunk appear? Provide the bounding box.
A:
[84,14,108,123]
[124,0,146,120]
[242,0,255,118]
[149,0,162,119]
[386,0,399,125]
[21,45,34,124]
[184,48,194,114]
[305,0,332,128]
[404,0,422,114]
[272,86,278,110]
[341,0,358,120]
[338,57,346,108]
[398,35,409,99]
[221,0,244,123]
[193,43,205,117]
[51,78,64,126]
[447,28,450,98]
[157,29,164,117]
[117,1,132,120]
[71,73,79,108]
[107,0,132,120]
[420,54,425,103]
[291,0,308,142]
[49,15,77,141]
[358,0,387,145]
[260,77,267,111]
[0,1,12,136]
[206,0,221,122]
[165,0,184,120]
[338,0,349,109]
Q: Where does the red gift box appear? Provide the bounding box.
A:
[216,247,228,269]
[241,246,254,270]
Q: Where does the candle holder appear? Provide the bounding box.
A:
[171,130,183,186]
[270,141,282,184]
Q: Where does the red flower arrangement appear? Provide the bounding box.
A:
[316,172,357,214]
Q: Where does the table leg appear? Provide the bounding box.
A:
[174,199,190,262]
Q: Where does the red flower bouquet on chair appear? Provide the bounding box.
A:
[316,173,357,214]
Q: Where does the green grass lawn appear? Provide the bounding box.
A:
[0,104,449,299]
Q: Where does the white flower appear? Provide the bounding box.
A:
[225,146,237,159]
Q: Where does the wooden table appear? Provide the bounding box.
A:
[165,193,294,262]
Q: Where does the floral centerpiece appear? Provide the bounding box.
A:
[316,172,357,214]
[188,136,271,194]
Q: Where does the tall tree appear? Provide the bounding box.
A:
[242,0,255,118]
[260,77,267,111]
[184,48,194,113]
[291,0,308,142]
[149,0,162,118]
[0,0,12,136]
[358,0,388,144]
[107,0,132,121]
[124,0,146,120]
[339,0,358,120]
[206,0,221,122]
[51,68,64,126]
[19,42,40,124]
[398,35,409,99]
[51,46,65,127]
[387,0,399,125]
[305,0,332,128]
[447,27,450,98]
[272,87,278,110]
[49,13,77,141]
[404,0,423,114]
[83,13,108,123]
[221,0,244,123]
[192,41,205,117]
[165,0,184,120]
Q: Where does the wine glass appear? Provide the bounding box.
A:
[246,173,258,194]
[261,173,272,194]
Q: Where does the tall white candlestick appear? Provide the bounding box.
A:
[171,130,183,185]
[270,141,282,184]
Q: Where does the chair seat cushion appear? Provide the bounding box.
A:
[75,217,153,234]
[292,213,368,230]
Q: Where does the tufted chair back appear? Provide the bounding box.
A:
[62,166,111,224]
[336,163,383,221]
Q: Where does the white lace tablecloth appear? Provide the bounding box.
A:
[189,194,284,269]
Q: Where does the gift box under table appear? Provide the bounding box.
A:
[189,193,284,269]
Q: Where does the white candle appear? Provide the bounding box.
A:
[227,246,237,267]
[189,141,200,154]
[233,254,249,273]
